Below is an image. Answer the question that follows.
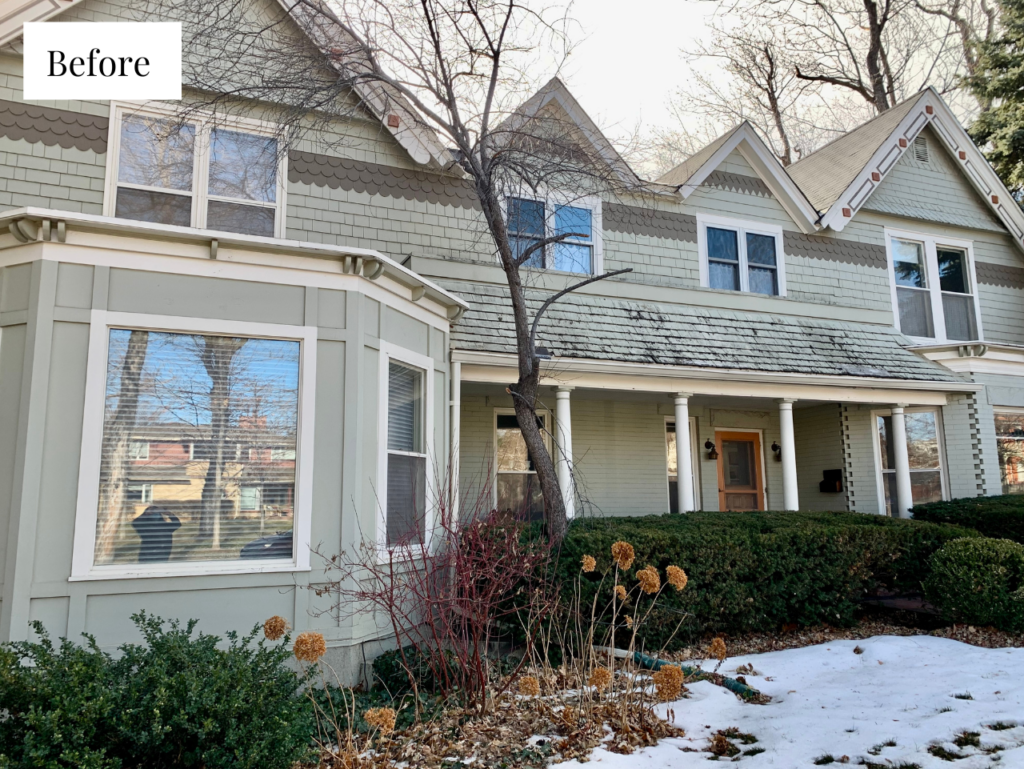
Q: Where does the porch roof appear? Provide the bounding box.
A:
[443,281,964,384]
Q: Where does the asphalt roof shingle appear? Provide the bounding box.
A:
[445,281,963,383]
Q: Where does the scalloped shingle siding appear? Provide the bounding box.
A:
[0,100,108,153]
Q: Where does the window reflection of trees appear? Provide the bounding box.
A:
[96,329,300,565]
[996,414,1024,494]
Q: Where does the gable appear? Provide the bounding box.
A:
[862,126,1005,233]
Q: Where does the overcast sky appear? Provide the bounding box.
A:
[550,1,718,140]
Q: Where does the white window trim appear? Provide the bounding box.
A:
[70,310,317,581]
[377,340,437,555]
[502,191,604,275]
[713,427,769,510]
[492,407,551,512]
[664,415,701,512]
[884,227,984,344]
[103,101,288,238]
[870,406,950,516]
[129,440,150,460]
[697,213,787,297]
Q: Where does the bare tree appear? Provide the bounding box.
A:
[141,0,644,539]
[914,0,1001,110]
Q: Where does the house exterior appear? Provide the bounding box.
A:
[3,0,1024,674]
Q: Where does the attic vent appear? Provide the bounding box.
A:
[913,135,929,163]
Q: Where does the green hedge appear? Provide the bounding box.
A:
[556,511,977,649]
[913,494,1024,544]
[924,537,1024,631]
[0,613,313,769]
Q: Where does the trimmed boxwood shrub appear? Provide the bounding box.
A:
[557,511,977,649]
[0,613,314,769]
[924,537,1024,631]
[912,494,1024,544]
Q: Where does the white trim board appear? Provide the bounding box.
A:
[697,213,788,297]
[70,311,317,581]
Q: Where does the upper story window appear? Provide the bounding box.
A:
[885,229,982,343]
[105,104,285,238]
[506,194,602,275]
[697,214,786,296]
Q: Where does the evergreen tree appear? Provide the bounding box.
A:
[970,0,1024,199]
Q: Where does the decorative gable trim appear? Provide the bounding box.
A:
[675,123,819,234]
[820,88,1024,255]
[0,0,85,47]
[703,170,773,197]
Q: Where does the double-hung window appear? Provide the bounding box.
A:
[698,215,786,296]
[106,104,285,238]
[506,194,602,275]
[71,313,316,579]
[379,343,435,550]
[886,230,982,342]
[875,407,947,516]
[995,410,1024,495]
[494,409,549,519]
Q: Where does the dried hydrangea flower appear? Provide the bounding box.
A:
[588,666,613,691]
[364,707,397,734]
[709,637,727,662]
[666,565,688,591]
[518,675,541,697]
[293,631,327,663]
[581,555,597,573]
[611,541,635,570]
[652,664,685,701]
[615,584,627,601]
[637,566,661,594]
[263,615,289,641]
[624,615,633,627]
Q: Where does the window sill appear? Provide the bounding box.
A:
[521,266,595,278]
[69,560,309,581]
[699,285,785,299]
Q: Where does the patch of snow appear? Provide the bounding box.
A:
[559,635,1024,767]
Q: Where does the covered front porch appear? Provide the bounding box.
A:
[450,351,981,519]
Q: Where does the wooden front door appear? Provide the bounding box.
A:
[716,431,764,511]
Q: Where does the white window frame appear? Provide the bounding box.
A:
[127,483,153,505]
[664,415,701,512]
[697,214,787,297]
[103,101,288,238]
[377,341,436,554]
[70,311,317,580]
[993,407,1024,494]
[492,407,552,512]
[128,440,150,460]
[871,406,950,516]
[884,228,984,344]
[503,191,604,275]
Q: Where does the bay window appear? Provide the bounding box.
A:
[886,230,981,343]
[72,313,316,578]
[106,104,285,238]
[506,194,602,274]
[698,215,786,296]
[875,408,947,516]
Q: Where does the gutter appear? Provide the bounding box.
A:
[0,207,469,320]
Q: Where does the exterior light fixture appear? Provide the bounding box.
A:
[771,441,782,461]
[704,439,718,460]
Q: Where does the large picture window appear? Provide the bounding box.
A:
[494,410,549,520]
[885,230,982,343]
[875,408,946,516]
[106,104,285,238]
[72,314,315,579]
[698,215,786,296]
[506,194,602,275]
[995,411,1024,495]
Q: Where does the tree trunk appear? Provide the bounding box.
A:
[863,0,892,111]
[96,330,149,563]
[197,336,246,546]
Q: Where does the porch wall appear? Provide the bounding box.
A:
[792,404,847,511]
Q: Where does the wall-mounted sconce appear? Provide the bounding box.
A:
[771,441,782,461]
[704,439,718,460]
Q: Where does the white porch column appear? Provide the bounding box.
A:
[450,360,461,517]
[555,387,575,519]
[891,404,914,518]
[674,394,694,512]
[778,399,799,511]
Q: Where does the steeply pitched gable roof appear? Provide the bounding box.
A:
[787,93,926,212]
[655,122,819,233]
